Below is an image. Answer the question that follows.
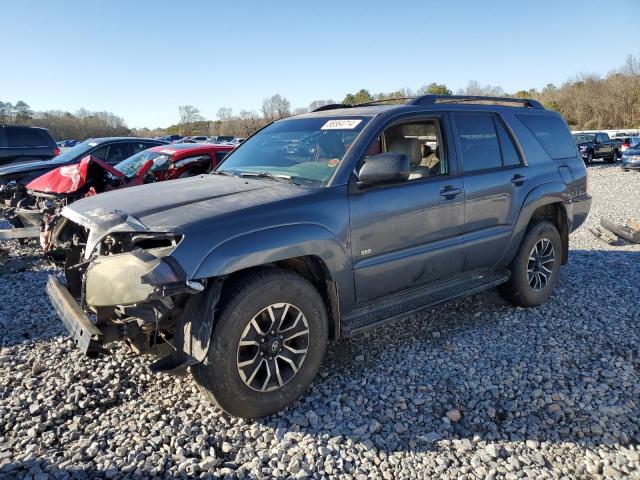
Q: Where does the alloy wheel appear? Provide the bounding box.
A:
[527,238,555,291]
[237,303,309,392]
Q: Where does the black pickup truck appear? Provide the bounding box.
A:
[572,132,621,164]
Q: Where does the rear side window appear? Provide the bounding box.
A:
[6,128,49,147]
[453,114,502,171]
[517,114,577,159]
[495,120,522,166]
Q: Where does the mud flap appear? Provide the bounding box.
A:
[149,278,223,374]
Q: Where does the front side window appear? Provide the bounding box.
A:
[132,142,152,154]
[105,143,130,164]
[453,114,502,172]
[362,120,447,181]
[218,116,370,186]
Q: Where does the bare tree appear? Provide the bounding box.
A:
[261,94,291,122]
[217,107,233,121]
[178,105,204,124]
[238,110,265,137]
[457,80,505,96]
[308,99,336,111]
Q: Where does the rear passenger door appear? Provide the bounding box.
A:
[451,112,528,270]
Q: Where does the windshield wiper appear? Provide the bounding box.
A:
[237,171,298,185]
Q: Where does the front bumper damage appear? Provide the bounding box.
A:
[47,207,224,374]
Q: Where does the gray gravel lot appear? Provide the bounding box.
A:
[0,164,639,479]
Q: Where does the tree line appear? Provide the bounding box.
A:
[3,54,639,140]
[0,101,130,140]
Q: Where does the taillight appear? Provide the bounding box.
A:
[53,147,60,156]
[623,141,630,147]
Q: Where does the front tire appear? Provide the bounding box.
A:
[585,151,593,165]
[192,269,328,418]
[498,221,562,307]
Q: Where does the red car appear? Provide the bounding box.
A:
[10,143,234,251]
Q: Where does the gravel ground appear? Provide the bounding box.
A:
[0,165,639,479]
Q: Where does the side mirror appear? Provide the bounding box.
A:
[357,153,410,186]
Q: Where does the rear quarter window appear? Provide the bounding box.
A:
[6,128,50,147]
[517,114,577,159]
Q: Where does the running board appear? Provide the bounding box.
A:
[341,269,510,337]
[0,227,40,240]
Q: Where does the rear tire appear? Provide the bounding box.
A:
[192,269,328,418]
[498,221,562,307]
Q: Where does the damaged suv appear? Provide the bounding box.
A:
[47,96,591,418]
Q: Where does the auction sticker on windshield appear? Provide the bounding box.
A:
[321,119,362,130]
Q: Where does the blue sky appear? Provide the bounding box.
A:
[1,0,638,128]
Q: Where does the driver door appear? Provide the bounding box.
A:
[348,117,466,304]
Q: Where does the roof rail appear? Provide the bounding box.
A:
[409,95,544,109]
[312,97,415,112]
[312,103,351,112]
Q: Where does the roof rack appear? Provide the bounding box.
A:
[311,95,544,113]
[409,95,544,109]
[312,97,415,112]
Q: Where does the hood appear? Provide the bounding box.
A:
[63,174,308,232]
[0,157,71,177]
[27,156,92,194]
[575,141,593,147]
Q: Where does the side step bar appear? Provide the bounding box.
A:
[342,270,510,337]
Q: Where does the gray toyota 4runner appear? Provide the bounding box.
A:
[47,95,591,418]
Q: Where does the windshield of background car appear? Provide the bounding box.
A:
[49,140,96,164]
[573,133,595,143]
[217,116,371,186]
[114,150,165,177]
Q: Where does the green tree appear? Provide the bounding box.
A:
[342,89,373,105]
[424,83,452,95]
[14,100,33,123]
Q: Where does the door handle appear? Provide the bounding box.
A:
[439,185,462,198]
[511,174,526,185]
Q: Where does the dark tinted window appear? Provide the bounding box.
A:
[495,119,522,166]
[91,145,108,161]
[216,151,229,163]
[454,114,502,172]
[131,142,151,154]
[105,143,130,164]
[6,128,49,147]
[517,114,577,159]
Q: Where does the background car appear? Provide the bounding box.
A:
[621,145,640,171]
[0,125,59,166]
[0,137,167,205]
[619,136,640,153]
[10,143,236,253]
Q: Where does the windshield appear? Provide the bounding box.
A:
[217,116,370,186]
[114,150,165,177]
[573,133,595,143]
[50,139,97,164]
